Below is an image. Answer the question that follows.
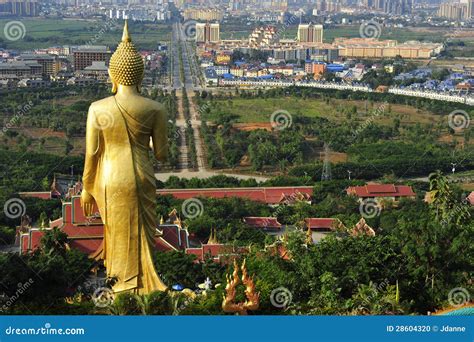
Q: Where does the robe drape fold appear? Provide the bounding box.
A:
[83,96,167,294]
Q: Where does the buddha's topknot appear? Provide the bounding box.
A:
[109,20,144,87]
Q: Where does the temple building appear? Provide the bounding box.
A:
[304,218,345,243]
[467,191,474,206]
[185,228,248,263]
[350,218,376,237]
[346,184,416,202]
[17,180,314,262]
[18,181,190,255]
[243,216,283,235]
[157,186,313,206]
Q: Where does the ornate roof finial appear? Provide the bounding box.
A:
[122,19,131,43]
[222,258,259,315]
[305,225,313,245]
[51,175,57,191]
[208,228,219,244]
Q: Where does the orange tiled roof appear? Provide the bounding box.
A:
[157,186,313,205]
[347,184,415,198]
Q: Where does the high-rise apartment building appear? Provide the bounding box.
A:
[313,0,342,13]
[465,0,474,18]
[196,23,220,43]
[297,24,324,44]
[0,0,39,16]
[437,2,467,20]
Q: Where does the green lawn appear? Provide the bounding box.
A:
[0,18,171,50]
[204,97,442,126]
[205,97,334,123]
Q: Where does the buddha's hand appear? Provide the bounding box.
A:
[80,189,95,217]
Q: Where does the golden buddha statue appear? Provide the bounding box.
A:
[81,21,168,294]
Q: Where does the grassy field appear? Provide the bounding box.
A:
[204,97,444,127]
[0,18,171,50]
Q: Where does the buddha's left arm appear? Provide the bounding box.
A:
[152,105,168,162]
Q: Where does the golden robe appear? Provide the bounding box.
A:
[82,95,167,294]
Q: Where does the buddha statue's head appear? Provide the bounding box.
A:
[109,20,144,93]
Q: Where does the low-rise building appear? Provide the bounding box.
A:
[230,66,245,77]
[66,77,98,87]
[156,186,313,206]
[335,38,443,59]
[204,68,219,85]
[212,65,229,75]
[346,184,416,201]
[305,61,327,77]
[0,61,42,78]
[243,217,283,234]
[467,191,474,206]
[304,218,344,243]
[216,53,231,65]
[18,54,61,76]
[17,79,51,88]
[19,185,190,255]
[82,61,109,82]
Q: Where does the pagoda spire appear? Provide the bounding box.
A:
[51,175,58,192]
[305,225,313,245]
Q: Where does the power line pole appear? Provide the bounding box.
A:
[321,143,332,181]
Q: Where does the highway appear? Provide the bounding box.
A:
[155,22,265,181]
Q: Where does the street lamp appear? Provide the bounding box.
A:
[451,163,457,174]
